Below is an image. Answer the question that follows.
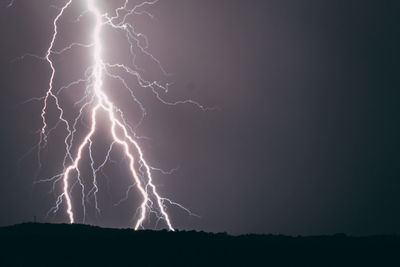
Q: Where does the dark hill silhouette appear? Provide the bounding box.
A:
[0,223,399,266]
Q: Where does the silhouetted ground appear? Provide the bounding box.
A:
[0,223,399,266]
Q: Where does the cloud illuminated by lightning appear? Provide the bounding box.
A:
[16,0,207,230]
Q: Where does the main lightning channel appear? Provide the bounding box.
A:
[60,0,174,230]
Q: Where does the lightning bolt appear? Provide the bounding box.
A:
[19,0,207,230]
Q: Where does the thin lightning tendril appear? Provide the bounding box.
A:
[21,0,209,230]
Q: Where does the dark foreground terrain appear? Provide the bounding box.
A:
[0,223,399,266]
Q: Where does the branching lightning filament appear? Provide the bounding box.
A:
[20,0,206,230]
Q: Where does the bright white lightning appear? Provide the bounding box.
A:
[24,0,207,230]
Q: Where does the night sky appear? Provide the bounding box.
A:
[0,0,399,235]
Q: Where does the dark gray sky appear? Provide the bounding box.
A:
[0,0,399,235]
